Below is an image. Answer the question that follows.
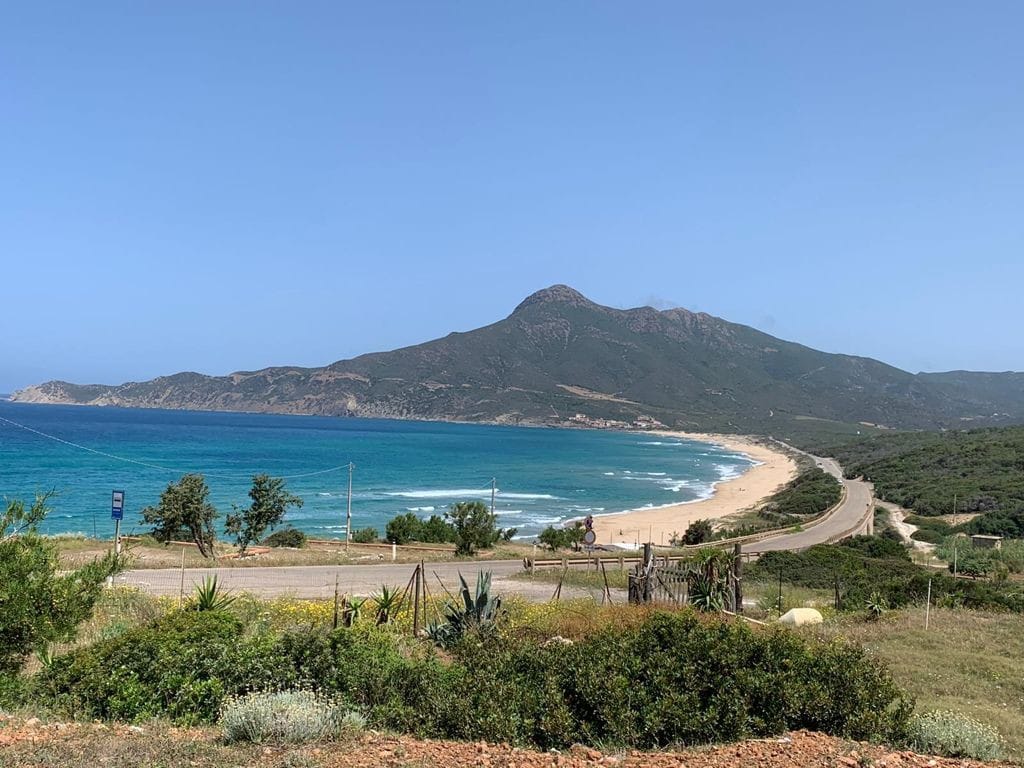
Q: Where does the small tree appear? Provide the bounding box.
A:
[0,492,121,673]
[538,525,568,552]
[683,518,713,545]
[142,474,219,558]
[225,474,303,555]
[385,512,421,545]
[420,514,457,544]
[447,500,504,556]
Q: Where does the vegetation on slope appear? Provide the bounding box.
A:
[749,537,1024,613]
[807,426,1024,537]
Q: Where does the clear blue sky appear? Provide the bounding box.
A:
[3,2,1022,393]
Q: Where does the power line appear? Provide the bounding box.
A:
[0,414,349,481]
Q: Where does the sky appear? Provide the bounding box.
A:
[2,2,1023,393]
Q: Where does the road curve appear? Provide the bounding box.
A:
[746,441,873,554]
[115,444,872,598]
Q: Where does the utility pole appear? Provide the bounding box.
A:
[345,462,354,551]
[952,493,958,578]
[490,477,496,517]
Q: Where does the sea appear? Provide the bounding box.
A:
[0,401,756,540]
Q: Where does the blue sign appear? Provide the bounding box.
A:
[111,490,125,521]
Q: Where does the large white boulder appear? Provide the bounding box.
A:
[778,608,823,627]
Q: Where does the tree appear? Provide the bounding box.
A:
[0,492,121,673]
[447,500,505,556]
[385,512,421,545]
[683,519,713,545]
[420,514,457,543]
[142,474,219,558]
[225,474,303,555]
[538,525,568,552]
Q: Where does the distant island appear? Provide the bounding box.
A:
[13,285,1024,442]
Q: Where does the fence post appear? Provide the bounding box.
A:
[642,543,654,603]
[412,563,422,637]
[733,543,743,614]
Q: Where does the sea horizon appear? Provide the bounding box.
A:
[0,401,756,541]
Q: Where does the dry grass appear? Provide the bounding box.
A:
[56,537,534,570]
[805,608,1024,763]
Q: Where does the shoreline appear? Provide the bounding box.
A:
[589,431,798,548]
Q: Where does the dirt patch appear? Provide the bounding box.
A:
[0,720,998,768]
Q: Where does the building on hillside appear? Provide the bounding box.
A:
[970,534,1003,550]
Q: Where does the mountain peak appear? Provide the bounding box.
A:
[513,285,594,313]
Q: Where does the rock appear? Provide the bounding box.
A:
[779,608,824,627]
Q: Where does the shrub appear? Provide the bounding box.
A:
[762,468,842,517]
[263,528,307,548]
[751,542,1024,613]
[38,610,249,723]
[682,519,712,545]
[32,608,912,750]
[906,710,1003,760]
[386,513,456,545]
[220,690,362,744]
[350,527,379,544]
[1,493,121,674]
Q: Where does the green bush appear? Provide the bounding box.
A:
[1,494,121,674]
[385,513,456,545]
[910,528,944,544]
[751,542,1024,612]
[38,610,252,723]
[262,527,307,548]
[220,690,363,744]
[762,468,842,518]
[350,527,379,544]
[31,609,911,748]
[906,710,1003,760]
[682,519,712,544]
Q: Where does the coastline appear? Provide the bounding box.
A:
[590,431,798,548]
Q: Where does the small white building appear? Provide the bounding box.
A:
[970,534,1003,550]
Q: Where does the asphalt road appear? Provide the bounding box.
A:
[115,558,529,599]
[116,445,872,598]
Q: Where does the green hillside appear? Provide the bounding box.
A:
[815,426,1024,536]
[12,285,1024,435]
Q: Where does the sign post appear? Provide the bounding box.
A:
[111,490,124,555]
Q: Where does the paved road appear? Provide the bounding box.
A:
[116,444,872,598]
[747,442,873,554]
[115,559,529,599]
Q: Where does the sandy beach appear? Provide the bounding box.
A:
[591,432,798,548]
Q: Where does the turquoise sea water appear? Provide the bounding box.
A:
[0,402,756,540]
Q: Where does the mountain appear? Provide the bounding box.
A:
[13,285,1024,438]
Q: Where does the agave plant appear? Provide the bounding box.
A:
[342,596,365,628]
[426,570,503,648]
[372,585,402,625]
[686,548,732,612]
[193,575,237,612]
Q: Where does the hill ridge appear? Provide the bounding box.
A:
[12,285,1024,437]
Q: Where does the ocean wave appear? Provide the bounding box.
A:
[386,488,491,499]
[638,441,684,446]
[713,463,744,480]
[405,506,436,513]
[645,472,667,476]
[317,492,332,497]
[386,489,558,501]
[602,472,615,476]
